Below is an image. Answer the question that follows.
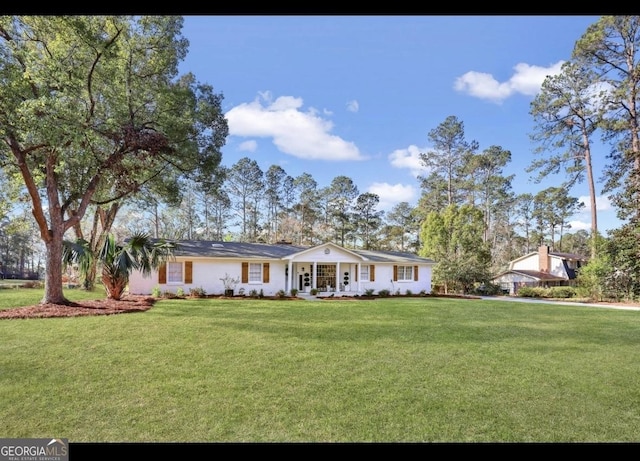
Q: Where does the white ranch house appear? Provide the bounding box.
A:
[128,241,435,297]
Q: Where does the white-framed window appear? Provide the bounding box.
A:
[249,263,262,283]
[167,262,183,283]
[360,265,370,281]
[397,265,413,282]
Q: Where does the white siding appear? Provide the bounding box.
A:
[361,264,432,295]
[511,254,539,271]
[129,258,286,296]
[548,257,568,278]
[128,251,434,296]
[511,254,567,279]
[128,269,157,295]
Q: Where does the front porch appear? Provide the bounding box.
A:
[290,261,360,294]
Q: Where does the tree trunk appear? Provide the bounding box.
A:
[42,233,70,305]
[582,134,598,260]
[83,203,120,290]
[103,272,127,300]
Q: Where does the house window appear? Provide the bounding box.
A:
[360,265,370,281]
[397,265,413,281]
[249,263,262,283]
[167,262,183,283]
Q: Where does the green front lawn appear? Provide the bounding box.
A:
[0,293,639,442]
[0,285,105,308]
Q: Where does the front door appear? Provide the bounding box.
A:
[316,264,336,291]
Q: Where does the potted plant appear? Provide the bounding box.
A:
[220,273,240,297]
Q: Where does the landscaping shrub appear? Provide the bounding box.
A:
[189,287,207,298]
[473,283,502,295]
[547,286,577,298]
[517,286,577,299]
[517,287,544,298]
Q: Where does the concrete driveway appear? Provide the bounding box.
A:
[478,295,640,311]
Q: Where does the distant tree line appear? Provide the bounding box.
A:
[1,16,640,302]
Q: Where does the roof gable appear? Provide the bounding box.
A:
[286,242,366,261]
[509,251,538,267]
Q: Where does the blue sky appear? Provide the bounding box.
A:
[178,15,621,234]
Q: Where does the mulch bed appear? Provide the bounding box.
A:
[0,295,156,319]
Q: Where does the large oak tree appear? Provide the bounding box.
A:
[0,16,227,304]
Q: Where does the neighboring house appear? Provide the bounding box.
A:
[492,245,588,295]
[128,240,435,297]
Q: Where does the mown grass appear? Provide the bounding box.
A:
[1,291,639,442]
[0,285,105,307]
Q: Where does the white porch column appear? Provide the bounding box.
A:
[312,261,317,290]
[357,262,361,293]
[287,260,293,293]
[336,262,341,292]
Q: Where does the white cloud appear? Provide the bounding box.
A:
[225,93,366,161]
[346,100,359,113]
[238,140,257,152]
[566,220,591,231]
[388,145,429,177]
[567,195,616,233]
[454,61,565,103]
[578,194,612,212]
[367,182,416,211]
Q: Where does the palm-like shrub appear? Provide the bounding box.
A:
[64,232,176,300]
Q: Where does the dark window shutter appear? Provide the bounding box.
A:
[263,263,270,283]
[185,261,193,284]
[158,263,166,284]
[414,265,418,281]
[242,262,248,283]
[370,265,375,282]
[393,265,398,281]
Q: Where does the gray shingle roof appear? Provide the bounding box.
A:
[352,249,435,264]
[496,269,566,281]
[170,240,307,259]
[165,240,434,263]
[549,251,587,261]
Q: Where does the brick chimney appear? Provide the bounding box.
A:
[539,245,549,272]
